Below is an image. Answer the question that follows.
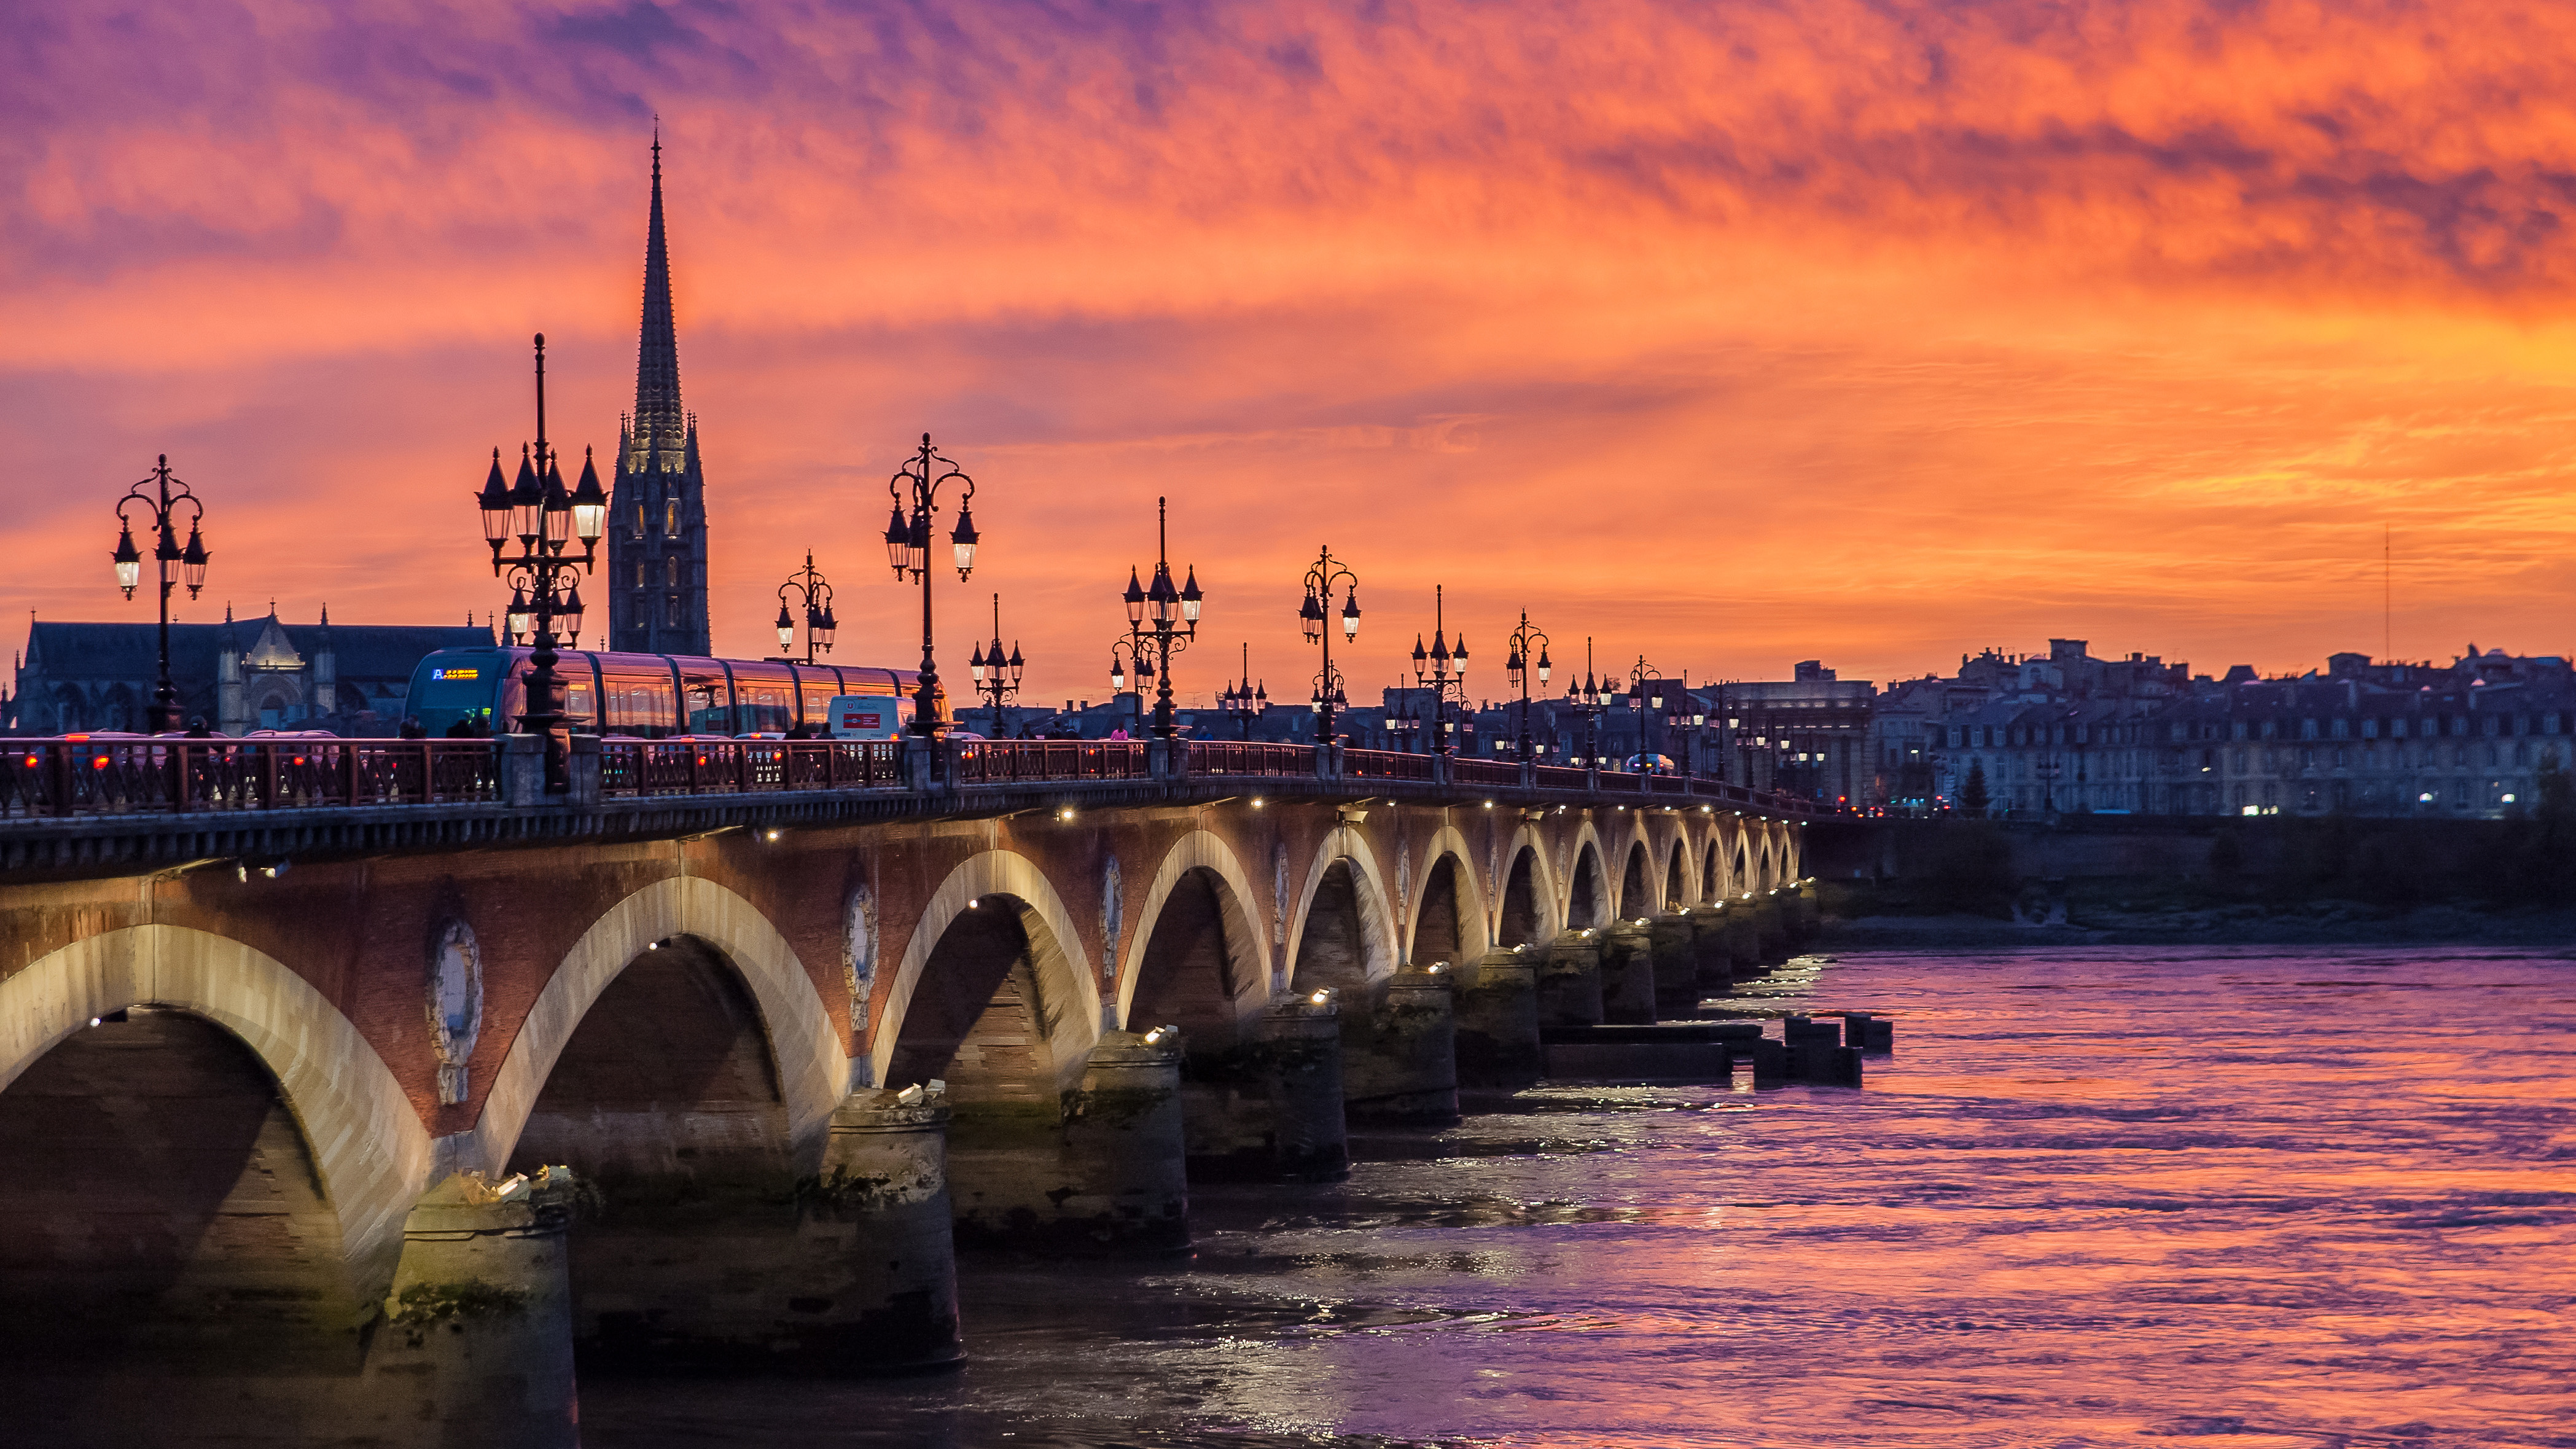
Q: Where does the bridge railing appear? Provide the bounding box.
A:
[0,735,1820,820]
[598,739,904,797]
[1448,757,1523,789]
[2,736,502,816]
[954,740,1150,784]
[1185,741,1317,777]
[1341,748,1435,782]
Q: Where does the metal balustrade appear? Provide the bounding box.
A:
[0,734,1819,821]
[954,740,1149,784]
[1447,757,1522,788]
[1341,748,1437,782]
[1185,741,1316,777]
[3,737,501,817]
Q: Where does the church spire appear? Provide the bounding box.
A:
[633,127,684,455]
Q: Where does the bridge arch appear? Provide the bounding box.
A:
[1284,826,1399,993]
[880,849,1100,1091]
[472,874,848,1176]
[1700,826,1721,900]
[1494,821,1561,946]
[1663,833,1692,910]
[1615,835,1655,920]
[1405,824,1490,966]
[1564,829,1611,930]
[0,924,432,1303]
[1120,830,1272,1040]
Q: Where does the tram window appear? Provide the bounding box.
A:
[800,674,841,725]
[563,678,595,727]
[736,683,792,733]
[596,669,676,736]
[679,665,728,734]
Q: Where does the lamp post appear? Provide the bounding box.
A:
[880,433,979,738]
[1566,637,1612,767]
[1117,497,1200,740]
[1623,654,1667,772]
[1502,609,1552,762]
[473,334,606,789]
[1218,644,1265,740]
[111,456,212,732]
[1407,584,1470,755]
[1661,669,1706,776]
[1298,545,1360,744]
[1107,633,1153,736]
[967,593,1025,732]
[773,551,838,663]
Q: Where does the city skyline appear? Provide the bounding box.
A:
[9,2,2576,700]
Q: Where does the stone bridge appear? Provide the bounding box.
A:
[0,734,1814,1446]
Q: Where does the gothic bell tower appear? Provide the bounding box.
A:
[607,133,711,657]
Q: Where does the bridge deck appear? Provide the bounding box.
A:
[0,735,1814,878]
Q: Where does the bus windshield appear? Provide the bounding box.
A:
[407,650,507,735]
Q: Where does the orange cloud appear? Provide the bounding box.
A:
[6,0,2575,706]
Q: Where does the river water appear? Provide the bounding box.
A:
[585,946,2576,1448]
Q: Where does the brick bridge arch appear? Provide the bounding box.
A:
[1405,824,1491,966]
[1118,830,1271,1036]
[0,924,432,1295]
[877,849,1101,1091]
[1564,827,1611,929]
[1494,819,1563,947]
[1283,825,1399,991]
[467,875,849,1176]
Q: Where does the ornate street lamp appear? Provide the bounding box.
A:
[1218,643,1265,740]
[1624,654,1666,772]
[474,334,605,788]
[1297,545,1360,745]
[775,551,838,663]
[1117,497,1200,739]
[111,455,211,732]
[1502,609,1552,762]
[967,593,1026,730]
[1566,637,1611,767]
[881,433,979,737]
[1407,584,1470,755]
[1107,632,1155,735]
[1661,668,1706,776]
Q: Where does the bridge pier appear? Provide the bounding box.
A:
[1262,994,1351,1180]
[1690,904,1735,992]
[1649,914,1700,1017]
[955,1031,1188,1252]
[1597,920,1657,1023]
[1725,904,1765,974]
[1536,930,1603,1025]
[1751,895,1789,963]
[1178,998,1352,1182]
[360,1169,580,1447]
[1453,948,1542,1088]
[1343,966,1460,1124]
[1792,880,1822,944]
[795,1092,962,1369]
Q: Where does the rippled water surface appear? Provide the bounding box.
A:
[586,947,2576,1448]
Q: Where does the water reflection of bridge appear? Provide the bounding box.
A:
[0,732,1814,1445]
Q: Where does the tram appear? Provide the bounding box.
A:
[403,647,931,738]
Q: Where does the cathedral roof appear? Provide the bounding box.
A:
[632,131,685,456]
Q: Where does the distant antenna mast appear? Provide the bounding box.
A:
[2383,525,2392,663]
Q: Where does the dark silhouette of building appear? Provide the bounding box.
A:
[607,135,712,657]
[7,606,492,736]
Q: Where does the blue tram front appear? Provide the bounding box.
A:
[405,649,929,737]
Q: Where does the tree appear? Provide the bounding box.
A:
[1960,759,1991,818]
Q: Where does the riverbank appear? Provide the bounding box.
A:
[1821,902,2576,948]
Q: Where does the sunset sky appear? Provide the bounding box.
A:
[9,0,2576,704]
